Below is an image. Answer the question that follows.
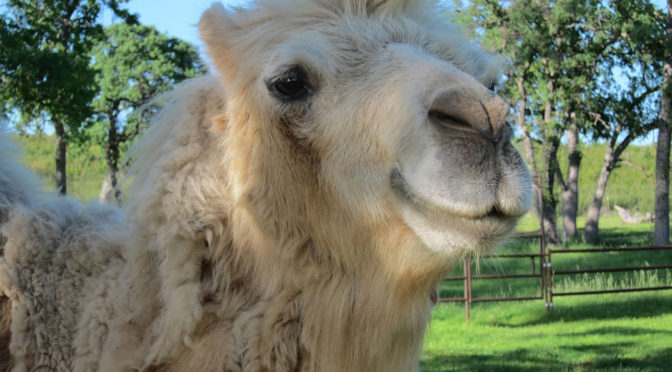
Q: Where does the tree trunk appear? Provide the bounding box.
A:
[583,146,614,244]
[516,77,541,213]
[100,114,121,204]
[654,0,672,246]
[540,78,560,244]
[54,119,67,195]
[583,133,634,244]
[584,149,614,244]
[515,76,556,243]
[562,122,581,240]
[99,173,113,203]
[541,137,561,244]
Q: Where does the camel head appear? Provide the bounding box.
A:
[199,0,532,282]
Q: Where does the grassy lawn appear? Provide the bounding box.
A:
[422,293,672,371]
[422,220,672,371]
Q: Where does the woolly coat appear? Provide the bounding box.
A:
[0,0,531,370]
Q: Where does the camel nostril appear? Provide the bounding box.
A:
[428,87,509,142]
[428,88,493,139]
[428,110,475,133]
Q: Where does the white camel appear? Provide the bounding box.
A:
[0,0,532,370]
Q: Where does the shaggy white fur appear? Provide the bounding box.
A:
[0,128,42,219]
[0,0,531,371]
[0,128,45,369]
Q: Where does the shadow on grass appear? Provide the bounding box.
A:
[586,347,672,371]
[597,228,655,247]
[421,349,565,372]
[560,343,672,371]
[421,344,672,371]
[494,293,672,327]
[561,341,634,353]
[560,326,672,338]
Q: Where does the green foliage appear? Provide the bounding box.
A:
[89,23,204,201]
[460,0,608,131]
[91,23,204,122]
[0,1,201,198]
[0,0,136,139]
[586,1,665,143]
[89,23,204,147]
[0,0,137,194]
[575,144,660,214]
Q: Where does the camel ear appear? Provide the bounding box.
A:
[199,3,240,83]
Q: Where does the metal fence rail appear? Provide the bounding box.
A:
[547,245,672,308]
[440,241,672,321]
[439,237,548,321]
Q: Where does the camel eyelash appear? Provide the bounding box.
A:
[267,65,315,103]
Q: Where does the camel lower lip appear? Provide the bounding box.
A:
[390,168,508,221]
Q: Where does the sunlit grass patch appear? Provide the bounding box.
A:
[423,292,672,372]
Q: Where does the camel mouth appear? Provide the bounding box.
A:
[485,206,506,219]
[390,167,518,255]
[390,168,512,222]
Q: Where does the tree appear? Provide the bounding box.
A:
[459,0,608,244]
[582,0,666,244]
[460,0,666,245]
[582,88,660,244]
[0,0,136,195]
[90,23,204,203]
[654,0,671,246]
[550,2,618,240]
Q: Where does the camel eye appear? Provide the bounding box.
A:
[269,67,312,102]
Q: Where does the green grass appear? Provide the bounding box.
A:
[422,293,672,371]
[423,225,672,371]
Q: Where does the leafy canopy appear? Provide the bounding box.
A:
[0,0,137,138]
[89,22,205,150]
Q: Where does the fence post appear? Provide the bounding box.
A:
[536,174,551,311]
[539,234,546,309]
[464,257,471,322]
[547,250,553,311]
